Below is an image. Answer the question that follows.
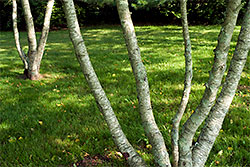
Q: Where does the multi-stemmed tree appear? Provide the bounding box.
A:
[61,0,249,166]
[12,0,54,80]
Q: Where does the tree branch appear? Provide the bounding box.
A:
[192,2,250,166]
[20,0,37,53]
[61,0,146,166]
[12,0,28,70]
[37,0,54,67]
[178,0,242,166]
[171,0,192,167]
[116,0,171,167]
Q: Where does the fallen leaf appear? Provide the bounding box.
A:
[218,150,223,156]
[146,144,152,149]
[116,152,123,158]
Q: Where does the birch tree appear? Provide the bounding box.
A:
[116,0,171,166]
[61,0,146,166]
[171,0,192,166]
[12,0,54,80]
[61,0,249,166]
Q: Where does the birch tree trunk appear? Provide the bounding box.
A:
[14,0,54,80]
[171,0,192,166]
[61,0,146,166]
[21,0,38,79]
[192,2,250,166]
[116,0,171,167]
[178,1,242,166]
[37,0,55,71]
[12,0,28,72]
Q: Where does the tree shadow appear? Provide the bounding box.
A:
[0,25,248,166]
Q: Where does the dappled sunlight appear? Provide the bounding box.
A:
[0,48,8,52]
[0,25,249,166]
[0,122,11,131]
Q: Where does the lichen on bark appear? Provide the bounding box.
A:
[192,2,250,166]
[178,0,242,166]
[171,0,192,166]
[61,0,146,166]
[116,0,171,166]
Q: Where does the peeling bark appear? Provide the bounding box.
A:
[178,1,242,166]
[116,0,171,167]
[171,0,192,166]
[61,0,146,166]
[192,2,250,166]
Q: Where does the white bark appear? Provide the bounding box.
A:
[178,0,242,166]
[192,2,250,166]
[12,0,28,70]
[37,0,55,69]
[17,0,54,80]
[171,0,192,166]
[21,0,37,53]
[61,0,146,166]
[116,1,171,167]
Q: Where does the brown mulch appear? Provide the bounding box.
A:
[237,85,250,91]
[71,154,112,167]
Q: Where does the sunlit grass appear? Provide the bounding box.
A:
[0,25,249,166]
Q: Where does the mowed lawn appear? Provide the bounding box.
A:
[0,25,249,166]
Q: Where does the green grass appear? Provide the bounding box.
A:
[0,25,249,166]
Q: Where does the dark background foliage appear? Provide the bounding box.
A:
[0,0,247,31]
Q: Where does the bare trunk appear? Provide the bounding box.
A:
[61,0,146,166]
[37,0,54,68]
[192,2,250,166]
[12,0,28,72]
[116,1,171,167]
[21,0,37,52]
[178,1,242,166]
[27,52,40,80]
[171,0,192,166]
[18,0,54,80]
[20,0,38,79]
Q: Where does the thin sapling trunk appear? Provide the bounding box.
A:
[171,0,192,166]
[178,0,242,166]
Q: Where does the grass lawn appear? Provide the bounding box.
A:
[0,25,249,166]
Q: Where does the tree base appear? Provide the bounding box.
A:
[22,69,41,80]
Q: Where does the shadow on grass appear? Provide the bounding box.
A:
[0,25,249,166]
